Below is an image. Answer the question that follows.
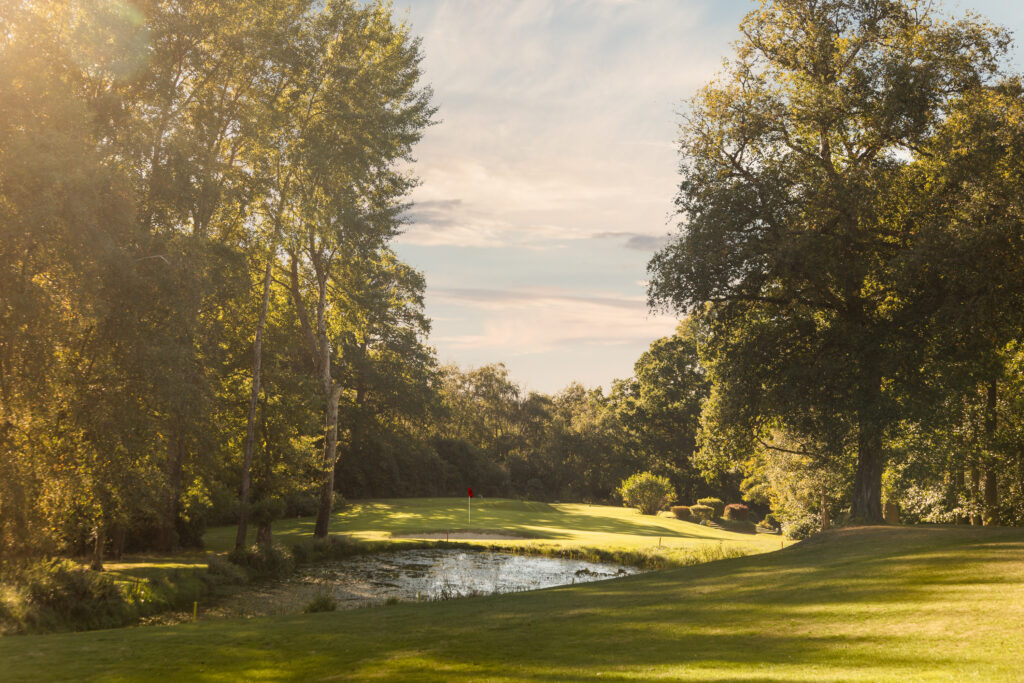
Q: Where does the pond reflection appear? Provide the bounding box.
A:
[214,549,643,618]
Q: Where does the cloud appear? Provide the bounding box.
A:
[427,286,675,354]
[593,231,669,251]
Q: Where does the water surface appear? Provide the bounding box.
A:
[214,549,642,618]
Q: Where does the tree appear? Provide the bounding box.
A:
[281,0,435,537]
[648,0,1010,522]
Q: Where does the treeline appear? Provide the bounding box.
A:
[0,0,439,567]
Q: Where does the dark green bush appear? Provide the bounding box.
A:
[8,559,133,633]
[205,555,248,585]
[761,513,781,529]
[723,503,750,521]
[290,535,356,565]
[228,543,295,580]
[670,505,692,521]
[303,593,337,613]
[784,516,819,540]
[696,497,725,517]
[689,504,714,521]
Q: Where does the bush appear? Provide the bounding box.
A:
[228,544,295,580]
[756,519,779,533]
[723,503,750,521]
[761,512,781,529]
[783,516,819,540]
[696,497,725,518]
[303,593,337,613]
[689,504,714,521]
[618,472,675,515]
[670,506,692,521]
[290,535,356,565]
[3,559,133,633]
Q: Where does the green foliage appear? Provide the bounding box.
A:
[0,560,132,634]
[696,498,725,518]
[648,0,1017,524]
[618,472,675,515]
[290,536,357,565]
[227,544,295,580]
[688,504,713,522]
[670,506,692,521]
[784,517,820,541]
[723,504,750,521]
[303,594,337,614]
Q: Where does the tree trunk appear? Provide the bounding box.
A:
[820,491,830,531]
[970,462,982,525]
[948,462,965,524]
[850,376,885,523]
[983,380,999,526]
[159,424,185,550]
[255,521,273,547]
[236,256,273,549]
[91,522,105,572]
[314,384,343,538]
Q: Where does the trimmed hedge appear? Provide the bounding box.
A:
[696,497,725,517]
[670,506,692,521]
[689,504,714,522]
[723,503,750,521]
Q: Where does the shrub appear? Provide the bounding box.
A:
[670,505,692,521]
[723,503,750,521]
[618,472,675,515]
[303,593,337,613]
[783,516,819,540]
[5,559,133,633]
[228,543,295,580]
[756,519,779,533]
[761,512,780,529]
[290,535,356,565]
[689,504,714,521]
[696,497,725,517]
[205,555,248,585]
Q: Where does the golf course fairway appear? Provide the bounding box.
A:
[2,524,1023,681]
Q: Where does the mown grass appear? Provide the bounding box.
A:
[204,497,785,562]
[2,526,1022,680]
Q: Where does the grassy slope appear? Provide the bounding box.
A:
[3,525,1023,681]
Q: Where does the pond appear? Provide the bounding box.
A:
[209,549,643,619]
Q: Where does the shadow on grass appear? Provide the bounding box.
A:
[5,526,1024,681]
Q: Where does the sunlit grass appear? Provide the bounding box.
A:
[203,497,785,559]
[3,526,1023,680]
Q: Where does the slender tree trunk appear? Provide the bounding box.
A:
[970,461,982,525]
[948,461,965,524]
[91,521,105,572]
[314,384,343,538]
[235,256,274,549]
[160,424,185,550]
[820,491,830,531]
[983,380,999,526]
[850,375,884,523]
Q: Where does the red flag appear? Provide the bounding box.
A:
[467,487,473,498]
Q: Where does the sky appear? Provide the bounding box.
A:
[392,0,1024,395]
